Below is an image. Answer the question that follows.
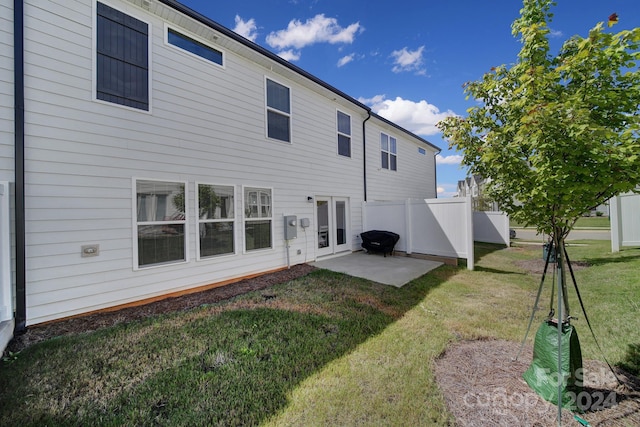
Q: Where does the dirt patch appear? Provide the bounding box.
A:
[6,263,316,353]
[434,339,640,426]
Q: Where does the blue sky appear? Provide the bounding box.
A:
[178,0,640,197]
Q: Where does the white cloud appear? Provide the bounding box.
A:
[276,49,301,62]
[233,15,258,42]
[337,54,355,67]
[363,95,457,136]
[436,183,460,198]
[358,94,386,105]
[436,154,463,165]
[549,28,563,38]
[391,46,425,74]
[266,14,361,50]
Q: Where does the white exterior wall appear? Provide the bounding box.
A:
[18,0,437,324]
[0,0,13,182]
[364,119,437,201]
[0,0,15,347]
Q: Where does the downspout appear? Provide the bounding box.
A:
[362,111,371,202]
[434,150,440,198]
[13,0,26,334]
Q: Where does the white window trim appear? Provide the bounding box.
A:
[164,23,226,69]
[132,177,189,270]
[92,0,153,114]
[264,77,292,143]
[242,185,274,253]
[195,182,236,260]
[336,109,352,158]
[381,132,398,171]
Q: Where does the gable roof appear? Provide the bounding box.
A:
[158,0,440,152]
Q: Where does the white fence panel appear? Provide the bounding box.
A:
[363,197,474,270]
[0,182,13,354]
[473,211,510,245]
[361,200,408,251]
[611,192,640,252]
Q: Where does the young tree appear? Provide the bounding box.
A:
[437,0,640,413]
[438,0,640,307]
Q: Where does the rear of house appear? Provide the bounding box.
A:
[0,0,439,335]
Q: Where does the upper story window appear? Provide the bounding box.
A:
[418,147,426,155]
[135,179,186,268]
[96,2,149,111]
[244,187,273,251]
[266,79,291,142]
[381,133,397,171]
[337,111,351,157]
[197,184,235,259]
[167,28,223,66]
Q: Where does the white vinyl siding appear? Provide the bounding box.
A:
[367,123,437,201]
[0,0,14,181]
[17,0,435,325]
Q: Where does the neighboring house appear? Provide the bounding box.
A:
[0,0,440,339]
[456,175,498,211]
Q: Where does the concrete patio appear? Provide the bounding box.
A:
[311,251,443,287]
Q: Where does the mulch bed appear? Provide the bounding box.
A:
[434,339,640,426]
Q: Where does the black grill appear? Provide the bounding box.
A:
[360,230,400,257]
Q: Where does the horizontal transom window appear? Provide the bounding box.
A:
[167,28,223,66]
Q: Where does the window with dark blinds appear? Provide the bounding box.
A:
[96,2,149,110]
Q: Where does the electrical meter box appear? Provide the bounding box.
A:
[284,215,297,240]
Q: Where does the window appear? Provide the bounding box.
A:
[381,133,397,171]
[244,187,272,251]
[337,111,351,157]
[197,184,235,258]
[135,180,186,267]
[167,28,223,66]
[266,79,291,142]
[96,2,149,110]
[418,147,426,155]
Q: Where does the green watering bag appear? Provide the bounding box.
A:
[523,321,583,410]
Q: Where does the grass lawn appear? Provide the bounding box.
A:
[511,216,611,229]
[1,241,638,426]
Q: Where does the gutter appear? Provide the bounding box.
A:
[14,0,26,334]
[362,111,371,202]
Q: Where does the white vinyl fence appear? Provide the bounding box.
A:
[362,198,512,271]
[362,197,475,270]
[0,182,13,353]
[611,191,640,252]
[473,211,510,245]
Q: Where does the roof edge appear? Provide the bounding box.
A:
[158,0,441,152]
